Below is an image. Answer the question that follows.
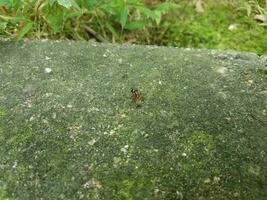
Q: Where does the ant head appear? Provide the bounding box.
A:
[131,88,138,93]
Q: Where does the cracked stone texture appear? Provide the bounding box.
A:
[0,40,267,200]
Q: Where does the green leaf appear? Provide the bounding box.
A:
[135,6,156,19]
[0,0,11,7]
[124,21,146,30]
[0,15,25,24]
[120,6,128,29]
[10,0,21,10]
[85,0,96,9]
[57,0,72,9]
[106,22,119,38]
[153,10,161,25]
[69,0,80,9]
[48,0,56,6]
[16,22,33,40]
[0,22,7,32]
[155,2,180,12]
[56,0,80,9]
[63,11,82,20]
[47,11,63,33]
[134,6,162,24]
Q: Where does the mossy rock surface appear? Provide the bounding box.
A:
[0,40,267,200]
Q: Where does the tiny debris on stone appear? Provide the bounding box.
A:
[52,113,56,119]
[120,145,129,154]
[204,178,211,183]
[213,176,220,183]
[88,139,96,146]
[67,104,73,108]
[216,66,227,74]
[118,58,123,64]
[45,56,51,60]
[44,67,52,74]
[12,161,17,169]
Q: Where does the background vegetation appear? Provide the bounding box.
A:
[0,0,267,54]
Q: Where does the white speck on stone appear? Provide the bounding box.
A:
[176,191,183,198]
[110,130,115,135]
[247,79,253,85]
[120,145,129,153]
[182,152,187,157]
[216,66,227,74]
[52,113,56,119]
[204,178,211,183]
[44,68,52,74]
[213,176,220,183]
[218,91,227,99]
[83,181,90,188]
[158,80,162,85]
[225,117,231,121]
[67,104,73,108]
[119,113,126,118]
[88,139,96,146]
[12,161,17,169]
[45,93,53,97]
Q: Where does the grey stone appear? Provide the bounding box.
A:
[0,40,266,200]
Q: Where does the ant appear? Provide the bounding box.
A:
[131,88,143,107]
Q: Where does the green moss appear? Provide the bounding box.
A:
[0,110,5,117]
[162,2,267,54]
[181,131,214,166]
[0,186,9,200]
[114,179,135,200]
